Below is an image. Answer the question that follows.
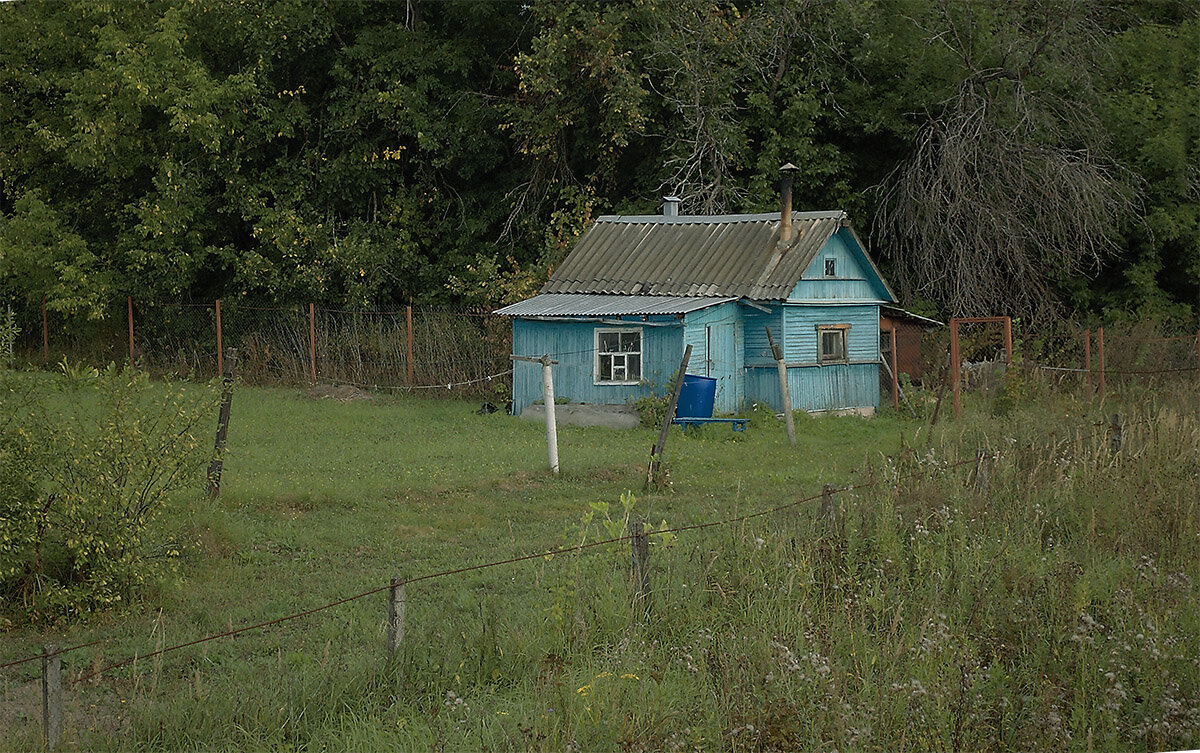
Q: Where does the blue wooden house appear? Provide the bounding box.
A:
[496,193,898,417]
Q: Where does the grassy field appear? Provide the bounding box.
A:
[2,374,1199,752]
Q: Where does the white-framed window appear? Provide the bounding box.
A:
[595,328,642,384]
[817,324,850,363]
[824,257,837,277]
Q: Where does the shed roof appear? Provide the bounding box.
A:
[495,293,734,318]
[541,210,889,301]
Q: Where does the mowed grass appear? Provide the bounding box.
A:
[2,377,1199,752]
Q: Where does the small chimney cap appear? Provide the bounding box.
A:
[779,163,799,173]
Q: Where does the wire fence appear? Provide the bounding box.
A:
[2,406,1188,679]
[9,298,514,399]
[5,299,1197,408]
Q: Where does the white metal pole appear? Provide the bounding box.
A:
[541,355,559,473]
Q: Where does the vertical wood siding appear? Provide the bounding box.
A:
[683,302,742,413]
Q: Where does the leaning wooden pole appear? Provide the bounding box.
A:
[1097,326,1107,404]
[646,345,692,489]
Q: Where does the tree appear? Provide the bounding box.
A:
[871,0,1138,323]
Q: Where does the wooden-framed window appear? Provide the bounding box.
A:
[595,328,642,384]
[817,324,850,363]
[823,257,837,277]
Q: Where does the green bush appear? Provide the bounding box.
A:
[0,365,217,622]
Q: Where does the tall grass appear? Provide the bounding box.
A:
[1,378,1197,751]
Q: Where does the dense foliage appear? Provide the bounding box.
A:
[0,365,215,621]
[0,0,1195,325]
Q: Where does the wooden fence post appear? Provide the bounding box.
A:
[406,305,415,387]
[1083,329,1092,399]
[207,348,238,499]
[41,295,49,362]
[308,303,317,386]
[820,483,836,522]
[1110,413,1122,456]
[1097,326,1106,404]
[766,327,796,445]
[42,644,62,752]
[647,345,692,488]
[387,577,406,663]
[889,326,900,411]
[629,520,650,614]
[127,295,135,365]
[215,299,223,378]
[950,320,962,421]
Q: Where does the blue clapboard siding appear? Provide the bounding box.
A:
[682,301,742,413]
[782,304,880,363]
[745,363,880,413]
[742,306,781,367]
[789,230,892,302]
[511,316,684,414]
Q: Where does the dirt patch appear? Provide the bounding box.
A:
[305,384,375,403]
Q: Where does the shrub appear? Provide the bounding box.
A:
[0,364,217,622]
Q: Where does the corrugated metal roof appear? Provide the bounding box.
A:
[496,294,735,317]
[542,211,849,299]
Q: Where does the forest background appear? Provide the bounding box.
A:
[1,0,1196,329]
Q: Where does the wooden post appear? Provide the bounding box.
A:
[1083,329,1092,399]
[629,520,650,613]
[127,295,135,365]
[1195,329,1199,386]
[1097,326,1106,404]
[540,355,559,474]
[1002,317,1013,367]
[207,348,238,499]
[42,644,62,752]
[41,295,49,362]
[308,303,317,386]
[820,483,836,521]
[1110,413,1122,456]
[950,319,962,420]
[406,304,415,387]
[215,300,223,378]
[387,577,406,663]
[647,345,692,488]
[889,326,900,411]
[765,327,795,445]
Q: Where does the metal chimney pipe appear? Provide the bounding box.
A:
[779,163,799,242]
[663,196,681,217]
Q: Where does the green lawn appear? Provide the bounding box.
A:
[2,377,1198,751]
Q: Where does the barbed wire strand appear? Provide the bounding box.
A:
[3,407,1192,685]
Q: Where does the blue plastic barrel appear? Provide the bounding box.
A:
[676,374,716,418]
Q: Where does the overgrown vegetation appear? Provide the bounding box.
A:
[0,365,216,622]
[0,371,1196,751]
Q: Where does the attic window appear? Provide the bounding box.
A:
[595,328,642,385]
[817,324,850,363]
[824,258,837,277]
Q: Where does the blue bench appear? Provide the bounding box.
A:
[673,416,750,432]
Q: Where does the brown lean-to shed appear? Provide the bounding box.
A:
[880,306,942,384]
